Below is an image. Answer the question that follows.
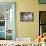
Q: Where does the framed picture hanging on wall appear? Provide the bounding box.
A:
[39,0,46,4]
[20,12,34,22]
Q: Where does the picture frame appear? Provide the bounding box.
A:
[20,12,34,22]
[39,0,46,4]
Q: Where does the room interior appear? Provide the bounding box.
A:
[0,0,46,46]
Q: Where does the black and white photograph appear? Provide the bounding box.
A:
[20,12,34,22]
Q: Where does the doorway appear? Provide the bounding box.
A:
[39,11,46,35]
[0,2,16,40]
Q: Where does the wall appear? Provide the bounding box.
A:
[16,0,39,40]
[0,0,46,40]
[39,4,46,11]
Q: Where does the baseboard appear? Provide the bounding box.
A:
[16,38,32,42]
